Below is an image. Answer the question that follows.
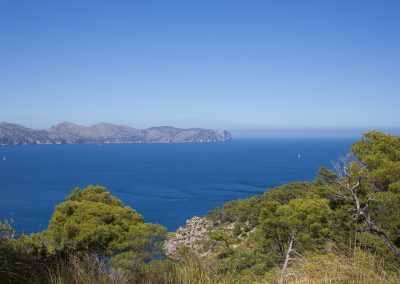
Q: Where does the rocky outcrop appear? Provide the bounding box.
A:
[164,217,254,259]
[164,216,214,259]
[0,122,232,145]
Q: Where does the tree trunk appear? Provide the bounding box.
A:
[352,188,400,263]
[333,156,400,264]
[279,233,296,284]
[366,217,400,262]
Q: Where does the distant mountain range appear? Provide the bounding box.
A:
[0,122,231,145]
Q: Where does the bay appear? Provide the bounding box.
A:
[0,138,355,234]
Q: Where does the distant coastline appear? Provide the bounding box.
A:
[0,122,231,146]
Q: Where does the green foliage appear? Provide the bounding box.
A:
[350,132,400,254]
[352,131,400,191]
[43,185,166,259]
[209,229,236,250]
[274,197,332,240]
[0,185,167,283]
[207,195,264,227]
[204,133,400,275]
[0,221,47,283]
[314,166,337,185]
[255,197,333,267]
[262,182,314,204]
[66,185,124,205]
[371,191,400,247]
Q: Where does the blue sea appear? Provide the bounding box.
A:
[0,138,355,234]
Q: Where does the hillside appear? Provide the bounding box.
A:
[0,122,231,145]
[162,131,400,282]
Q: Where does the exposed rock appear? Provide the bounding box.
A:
[163,216,214,259]
[0,123,50,145]
[164,216,257,260]
[0,122,231,145]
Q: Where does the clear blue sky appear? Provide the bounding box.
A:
[1,0,399,133]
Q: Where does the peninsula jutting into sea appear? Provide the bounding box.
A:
[0,122,231,145]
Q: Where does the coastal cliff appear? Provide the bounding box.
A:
[0,122,231,145]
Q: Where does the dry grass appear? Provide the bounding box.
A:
[45,256,258,284]
[269,250,400,284]
[37,250,400,284]
[2,246,399,283]
[46,255,112,284]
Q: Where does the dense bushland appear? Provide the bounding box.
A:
[0,131,399,283]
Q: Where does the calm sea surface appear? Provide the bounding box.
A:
[0,138,355,234]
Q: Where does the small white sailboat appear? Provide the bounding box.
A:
[298,154,301,158]
[2,157,6,161]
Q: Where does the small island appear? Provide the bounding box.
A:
[0,122,231,145]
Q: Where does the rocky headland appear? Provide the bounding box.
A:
[0,122,231,145]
